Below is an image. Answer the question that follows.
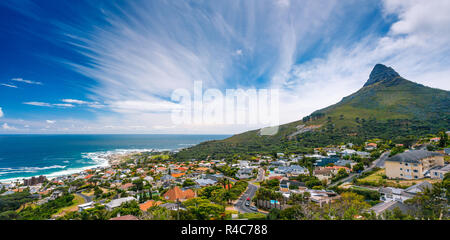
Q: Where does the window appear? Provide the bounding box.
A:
[400,174,403,176]
[400,168,403,170]
[413,170,418,173]
[414,176,418,179]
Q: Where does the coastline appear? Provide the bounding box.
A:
[0,148,158,184]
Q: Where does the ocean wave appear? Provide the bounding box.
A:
[0,148,158,183]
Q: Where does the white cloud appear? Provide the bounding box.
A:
[270,0,450,124]
[53,103,75,108]
[46,120,56,124]
[61,99,88,104]
[23,102,52,107]
[0,107,3,118]
[11,78,42,85]
[1,83,17,88]
[2,123,16,130]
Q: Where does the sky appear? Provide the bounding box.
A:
[0,0,449,134]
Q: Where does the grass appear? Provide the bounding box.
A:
[360,169,385,182]
[82,190,95,196]
[445,155,450,163]
[52,194,85,217]
[151,154,170,160]
[239,212,266,220]
[357,169,441,188]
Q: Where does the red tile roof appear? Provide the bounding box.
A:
[139,200,162,212]
[163,186,195,201]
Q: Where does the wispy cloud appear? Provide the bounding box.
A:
[53,103,75,108]
[2,123,16,130]
[46,120,56,124]
[61,99,88,104]
[23,100,93,108]
[1,83,18,88]
[2,0,449,134]
[0,107,3,118]
[23,101,52,107]
[11,78,42,85]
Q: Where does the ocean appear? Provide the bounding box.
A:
[0,134,229,182]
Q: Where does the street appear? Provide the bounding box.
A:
[329,151,390,187]
[233,167,265,214]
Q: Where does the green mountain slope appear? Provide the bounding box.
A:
[175,64,450,160]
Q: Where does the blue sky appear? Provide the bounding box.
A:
[0,0,449,134]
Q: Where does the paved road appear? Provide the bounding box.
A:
[234,183,258,213]
[234,168,266,214]
[369,151,390,170]
[76,191,93,203]
[329,151,390,187]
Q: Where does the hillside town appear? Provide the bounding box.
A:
[0,131,449,220]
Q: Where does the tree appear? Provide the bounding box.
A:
[325,192,370,220]
[183,198,225,220]
[405,182,448,220]
[352,162,364,172]
[438,131,448,148]
[182,179,196,187]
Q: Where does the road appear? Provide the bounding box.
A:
[76,191,93,203]
[234,168,265,214]
[329,151,390,187]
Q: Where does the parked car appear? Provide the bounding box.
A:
[245,201,250,206]
[249,206,258,211]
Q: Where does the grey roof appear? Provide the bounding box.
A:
[370,201,411,215]
[386,150,443,164]
[105,197,136,209]
[404,181,432,194]
[195,178,217,186]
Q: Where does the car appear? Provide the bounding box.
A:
[249,206,258,211]
[245,201,250,206]
[246,197,250,201]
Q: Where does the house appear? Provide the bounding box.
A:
[308,190,340,207]
[366,143,377,151]
[105,197,136,211]
[313,167,334,183]
[171,172,185,178]
[379,181,432,203]
[314,157,339,167]
[356,151,370,158]
[160,202,186,211]
[280,180,305,189]
[384,150,444,179]
[195,178,217,187]
[430,165,450,179]
[369,201,412,217]
[161,174,175,182]
[341,149,356,156]
[236,168,253,179]
[163,186,195,201]
[445,148,450,155]
[430,137,440,143]
[334,159,356,168]
[120,183,134,191]
[139,200,162,212]
[274,165,308,176]
[78,202,95,212]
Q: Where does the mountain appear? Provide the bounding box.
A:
[175,64,450,160]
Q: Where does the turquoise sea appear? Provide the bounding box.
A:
[0,134,229,182]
